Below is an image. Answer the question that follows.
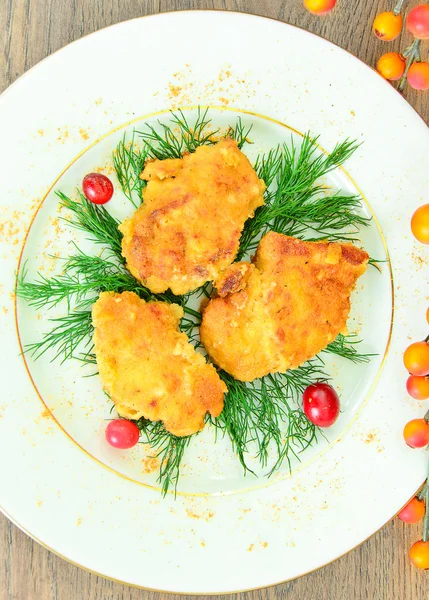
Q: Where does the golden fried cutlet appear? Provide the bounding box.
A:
[119,138,266,295]
[92,291,226,436]
[200,232,369,382]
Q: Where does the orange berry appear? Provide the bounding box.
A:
[411,204,429,244]
[407,62,429,90]
[376,52,406,80]
[304,0,336,15]
[398,497,426,523]
[426,307,429,325]
[407,375,429,400]
[373,11,403,41]
[403,419,429,448]
[410,540,429,569]
[404,342,429,376]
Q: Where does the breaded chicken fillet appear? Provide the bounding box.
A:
[119,138,266,295]
[200,232,369,382]
[92,291,226,436]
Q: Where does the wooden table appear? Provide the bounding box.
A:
[1,1,428,598]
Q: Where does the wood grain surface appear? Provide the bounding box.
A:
[1,1,428,599]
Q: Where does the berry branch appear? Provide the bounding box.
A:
[399,39,422,92]
[394,0,407,16]
[418,476,429,543]
[374,3,429,91]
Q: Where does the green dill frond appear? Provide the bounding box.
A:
[17,269,95,312]
[169,108,218,154]
[325,333,374,364]
[136,417,193,496]
[281,359,329,394]
[139,122,184,160]
[270,192,369,241]
[178,304,202,323]
[253,146,283,188]
[17,248,159,312]
[137,107,218,160]
[226,116,253,149]
[179,315,199,338]
[75,352,97,367]
[135,109,253,164]
[214,359,327,476]
[368,257,386,273]
[24,310,93,363]
[65,249,166,301]
[113,131,147,208]
[177,301,202,343]
[57,191,123,260]
[238,135,369,258]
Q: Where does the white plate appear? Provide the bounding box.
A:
[1,11,428,593]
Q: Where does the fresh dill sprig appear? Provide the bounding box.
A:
[271,192,368,241]
[254,146,283,188]
[135,417,193,496]
[17,250,150,312]
[65,249,176,304]
[58,191,124,261]
[324,333,374,363]
[169,108,219,154]
[226,117,252,149]
[238,136,369,258]
[24,310,93,363]
[177,303,202,346]
[133,109,252,165]
[113,131,147,208]
[214,360,326,476]
[76,352,97,368]
[368,257,386,273]
[136,107,218,160]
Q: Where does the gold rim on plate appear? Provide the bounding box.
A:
[14,105,394,497]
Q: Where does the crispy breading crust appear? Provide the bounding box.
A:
[92,292,226,436]
[119,138,266,295]
[200,232,369,382]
